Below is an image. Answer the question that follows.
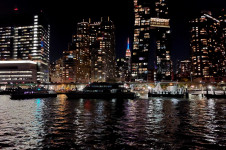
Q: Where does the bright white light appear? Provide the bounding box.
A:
[0,61,37,64]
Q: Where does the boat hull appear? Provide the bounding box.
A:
[66,92,136,99]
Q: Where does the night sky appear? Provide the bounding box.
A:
[0,0,225,66]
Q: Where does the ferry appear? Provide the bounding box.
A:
[148,82,188,98]
[10,87,57,99]
[0,88,18,95]
[66,82,137,99]
[205,89,226,98]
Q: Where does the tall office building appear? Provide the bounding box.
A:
[190,11,225,78]
[0,12,50,84]
[132,0,171,82]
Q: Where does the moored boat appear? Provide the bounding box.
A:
[66,82,137,99]
[205,90,226,98]
[10,87,57,99]
[0,88,18,95]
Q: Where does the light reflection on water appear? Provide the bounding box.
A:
[0,95,225,149]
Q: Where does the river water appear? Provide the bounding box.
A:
[0,94,225,149]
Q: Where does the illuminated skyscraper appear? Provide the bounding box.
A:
[0,13,50,84]
[90,18,116,82]
[62,17,116,83]
[126,38,131,58]
[132,0,172,82]
[190,11,225,78]
[218,9,226,77]
[67,21,90,83]
[125,38,131,81]
[116,38,132,82]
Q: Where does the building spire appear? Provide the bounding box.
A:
[127,38,130,50]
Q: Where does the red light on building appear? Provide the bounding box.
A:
[14,8,19,11]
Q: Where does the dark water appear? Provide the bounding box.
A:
[0,95,226,149]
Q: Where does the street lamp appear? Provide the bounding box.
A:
[208,85,213,95]
[148,86,152,94]
[208,86,212,91]
[190,72,193,82]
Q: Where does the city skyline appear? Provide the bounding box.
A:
[0,0,225,84]
[0,0,225,65]
[0,2,226,150]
